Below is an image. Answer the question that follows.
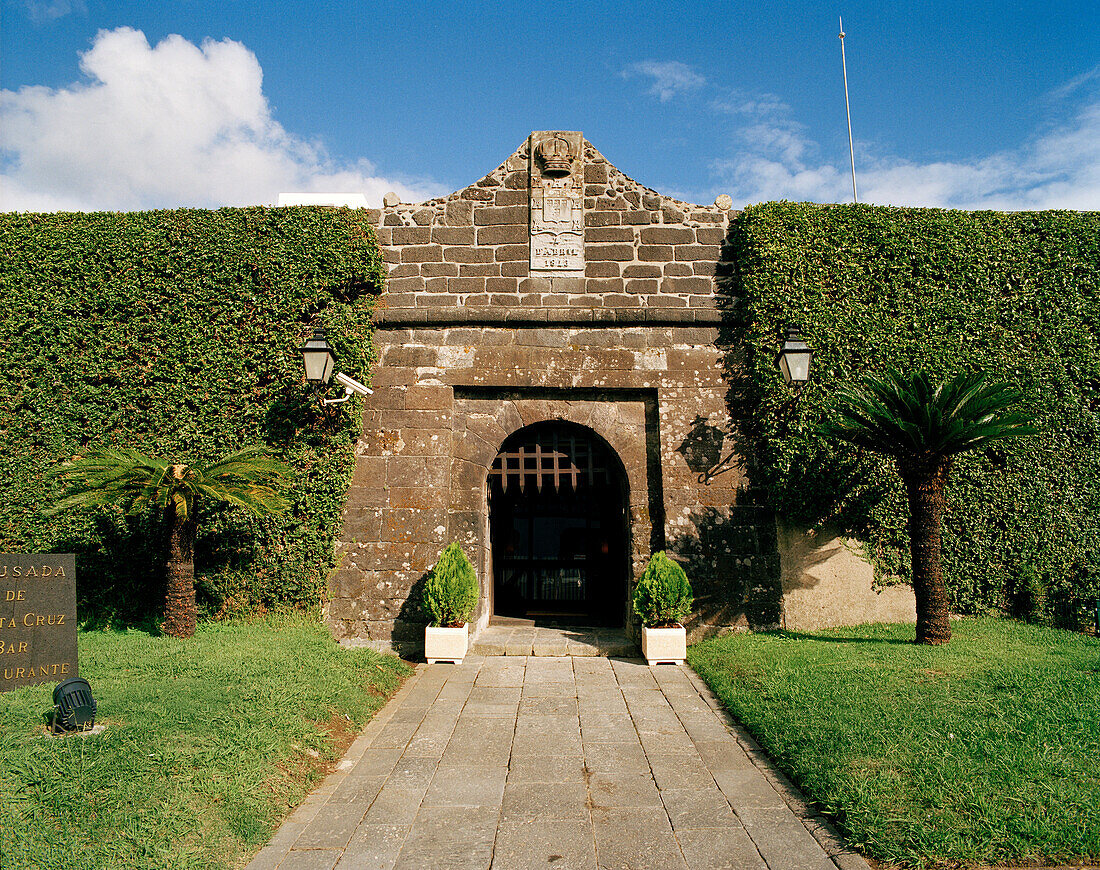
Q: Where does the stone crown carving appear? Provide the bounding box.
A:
[536,136,573,177]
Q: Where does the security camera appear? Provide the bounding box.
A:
[334,371,373,397]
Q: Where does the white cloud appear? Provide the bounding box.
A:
[622,61,705,103]
[0,27,444,212]
[709,90,790,118]
[1047,63,1100,102]
[709,76,1100,210]
[23,0,85,22]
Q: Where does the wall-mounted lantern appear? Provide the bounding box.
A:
[299,328,336,385]
[776,326,813,388]
[298,327,372,414]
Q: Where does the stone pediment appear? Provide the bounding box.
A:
[373,132,734,325]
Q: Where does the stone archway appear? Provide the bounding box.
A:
[487,422,630,627]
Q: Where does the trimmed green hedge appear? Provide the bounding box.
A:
[0,207,385,625]
[725,203,1100,620]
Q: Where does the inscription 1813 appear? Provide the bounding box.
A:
[1,553,78,691]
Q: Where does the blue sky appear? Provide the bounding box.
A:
[3,0,1099,211]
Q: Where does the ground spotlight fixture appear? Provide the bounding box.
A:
[49,677,96,733]
[776,325,813,390]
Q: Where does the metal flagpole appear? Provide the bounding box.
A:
[839,16,858,203]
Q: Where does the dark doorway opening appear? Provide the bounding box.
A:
[489,423,628,627]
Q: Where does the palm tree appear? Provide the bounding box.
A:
[819,370,1036,644]
[48,446,291,638]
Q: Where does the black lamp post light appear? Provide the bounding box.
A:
[298,327,373,415]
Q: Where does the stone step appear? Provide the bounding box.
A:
[470,625,636,657]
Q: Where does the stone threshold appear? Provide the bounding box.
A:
[470,623,636,657]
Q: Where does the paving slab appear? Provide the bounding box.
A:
[422,764,507,808]
[519,693,577,714]
[737,807,840,870]
[330,775,386,806]
[586,770,663,808]
[245,654,869,870]
[507,753,587,783]
[677,825,769,870]
[359,785,428,827]
[583,741,649,774]
[638,727,696,755]
[494,817,599,869]
[441,736,512,766]
[512,727,582,756]
[335,824,408,870]
[579,712,636,741]
[646,752,712,790]
[368,720,418,750]
[347,747,404,779]
[295,800,367,850]
[591,806,687,869]
[501,781,590,822]
[660,785,739,830]
[277,849,342,870]
[392,806,498,870]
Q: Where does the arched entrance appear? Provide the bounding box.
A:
[488,422,628,627]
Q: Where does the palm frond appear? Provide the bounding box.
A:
[196,479,291,515]
[46,444,291,520]
[819,369,1038,461]
[196,446,292,516]
[202,446,292,482]
[45,448,174,516]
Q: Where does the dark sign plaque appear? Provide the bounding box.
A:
[1,553,78,691]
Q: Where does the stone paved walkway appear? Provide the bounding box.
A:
[246,657,869,870]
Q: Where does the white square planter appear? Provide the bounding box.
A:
[425,624,468,664]
[641,625,686,665]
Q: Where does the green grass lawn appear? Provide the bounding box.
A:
[0,613,411,870]
[688,618,1100,869]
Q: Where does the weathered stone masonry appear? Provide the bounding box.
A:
[327,132,913,652]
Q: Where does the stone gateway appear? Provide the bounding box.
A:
[327,132,914,652]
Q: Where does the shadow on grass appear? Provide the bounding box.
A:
[79,614,164,636]
[763,629,913,645]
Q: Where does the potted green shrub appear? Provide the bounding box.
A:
[422,543,479,664]
[633,551,693,665]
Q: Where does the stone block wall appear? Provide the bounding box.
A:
[329,322,779,650]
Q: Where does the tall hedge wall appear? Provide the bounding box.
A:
[725,203,1100,620]
[0,207,385,625]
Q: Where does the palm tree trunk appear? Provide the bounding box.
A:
[162,510,197,638]
[899,455,953,645]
